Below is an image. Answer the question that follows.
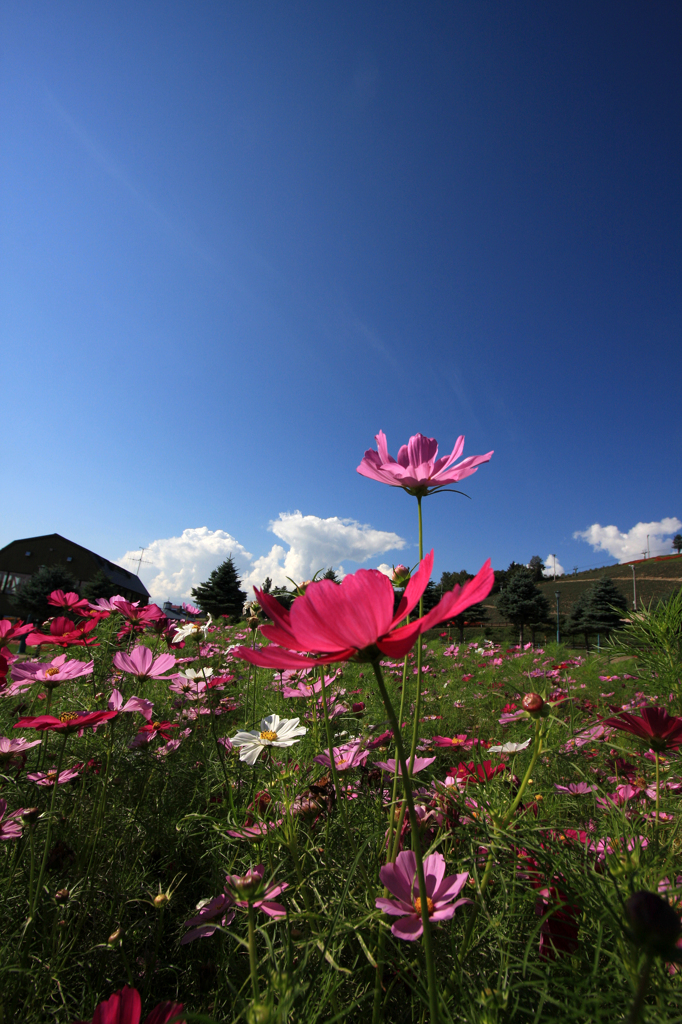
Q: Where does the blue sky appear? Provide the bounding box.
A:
[2,1,680,601]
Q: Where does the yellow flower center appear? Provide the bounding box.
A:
[46,667,60,676]
[413,897,434,915]
[335,759,347,767]
[152,722,163,730]
[46,771,58,781]
[260,730,278,742]
[59,712,79,722]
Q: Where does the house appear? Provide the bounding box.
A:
[0,533,149,617]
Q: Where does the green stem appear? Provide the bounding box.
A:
[625,954,652,1024]
[30,730,68,920]
[247,901,260,1001]
[407,496,424,772]
[387,639,411,863]
[372,924,387,1024]
[655,751,660,830]
[371,661,439,1024]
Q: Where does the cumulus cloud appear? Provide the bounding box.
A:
[117,528,253,605]
[243,512,406,593]
[117,514,406,604]
[542,554,566,577]
[574,517,682,564]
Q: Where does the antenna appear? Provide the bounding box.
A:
[127,547,154,576]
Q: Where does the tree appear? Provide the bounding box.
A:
[260,577,273,594]
[528,555,545,582]
[82,570,120,603]
[321,567,341,583]
[491,562,526,595]
[191,556,247,620]
[673,535,682,556]
[437,571,489,640]
[567,577,627,650]
[497,567,550,645]
[12,564,80,625]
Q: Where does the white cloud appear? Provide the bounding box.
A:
[117,528,253,605]
[542,554,566,577]
[375,563,394,578]
[574,517,682,564]
[117,514,406,604]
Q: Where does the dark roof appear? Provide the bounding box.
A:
[0,533,149,599]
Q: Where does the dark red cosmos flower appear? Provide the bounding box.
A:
[26,617,99,648]
[47,590,91,616]
[14,710,117,734]
[536,888,580,960]
[603,706,682,753]
[136,721,179,741]
[73,984,185,1024]
[451,760,506,785]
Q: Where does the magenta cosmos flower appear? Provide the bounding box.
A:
[26,617,98,648]
[73,985,185,1024]
[47,590,91,615]
[376,850,470,940]
[314,741,369,771]
[234,551,493,670]
[357,430,493,497]
[12,653,94,688]
[0,619,33,648]
[113,646,176,682]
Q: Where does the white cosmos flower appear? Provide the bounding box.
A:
[488,738,532,754]
[231,714,307,766]
[173,614,213,642]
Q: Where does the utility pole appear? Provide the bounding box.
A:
[647,534,650,560]
[551,554,557,581]
[555,591,560,645]
[630,563,637,611]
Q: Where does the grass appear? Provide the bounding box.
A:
[2,616,682,1023]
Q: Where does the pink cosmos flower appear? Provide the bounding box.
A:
[224,864,288,916]
[113,646,176,682]
[603,707,682,752]
[27,766,80,786]
[357,430,493,498]
[0,798,25,840]
[234,552,493,670]
[108,689,154,721]
[73,985,185,1024]
[181,894,236,944]
[554,782,598,796]
[12,654,94,687]
[432,734,476,750]
[226,820,284,841]
[0,734,42,770]
[47,590,91,615]
[376,850,470,940]
[314,741,369,771]
[374,756,436,776]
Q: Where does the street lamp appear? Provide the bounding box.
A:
[555,591,560,645]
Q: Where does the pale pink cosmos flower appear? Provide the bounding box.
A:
[357,430,493,498]
[0,735,42,758]
[376,850,470,940]
[27,766,80,786]
[374,756,436,776]
[88,595,129,612]
[113,646,176,682]
[11,653,94,689]
[169,675,207,700]
[554,782,598,795]
[314,741,369,772]
[226,820,284,841]
[0,798,25,840]
[108,689,154,722]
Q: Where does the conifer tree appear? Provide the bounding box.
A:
[673,534,682,556]
[13,565,80,624]
[191,556,247,619]
[438,571,489,640]
[567,577,627,649]
[497,567,550,645]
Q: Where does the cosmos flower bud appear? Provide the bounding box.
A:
[522,693,544,715]
[153,892,170,908]
[391,565,411,587]
[248,616,260,629]
[55,888,70,902]
[22,807,40,827]
[626,890,681,956]
[228,869,264,901]
[107,927,123,946]
[246,1002,274,1024]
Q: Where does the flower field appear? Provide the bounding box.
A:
[2,433,682,1023]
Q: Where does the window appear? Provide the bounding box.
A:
[66,556,73,562]
[25,551,31,557]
